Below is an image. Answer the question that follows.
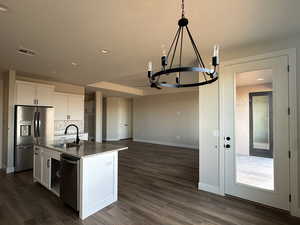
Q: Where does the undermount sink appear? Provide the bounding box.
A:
[65,142,81,148]
[52,142,81,149]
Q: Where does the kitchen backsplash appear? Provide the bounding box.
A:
[54,120,84,136]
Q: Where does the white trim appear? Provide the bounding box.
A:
[104,138,120,141]
[286,49,299,217]
[6,166,15,174]
[221,49,296,67]
[133,138,198,149]
[198,182,224,196]
[220,48,298,216]
[218,78,225,196]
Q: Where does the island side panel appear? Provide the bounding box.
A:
[79,151,118,220]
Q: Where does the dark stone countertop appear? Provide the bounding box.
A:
[35,139,128,158]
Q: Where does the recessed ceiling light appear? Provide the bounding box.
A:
[0,4,8,12]
[100,49,110,54]
[71,62,78,66]
[257,78,264,81]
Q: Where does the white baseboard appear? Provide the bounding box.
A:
[198,182,224,196]
[6,166,15,174]
[104,138,120,141]
[133,138,198,149]
[291,207,300,218]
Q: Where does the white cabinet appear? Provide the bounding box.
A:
[68,95,84,120]
[53,92,84,121]
[41,151,51,189]
[53,93,69,120]
[36,85,54,106]
[33,146,60,191]
[15,81,54,106]
[16,81,36,105]
[33,146,42,182]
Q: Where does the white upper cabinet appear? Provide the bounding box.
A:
[15,80,54,106]
[36,84,54,106]
[68,95,84,120]
[15,81,36,105]
[53,92,84,121]
[53,93,69,120]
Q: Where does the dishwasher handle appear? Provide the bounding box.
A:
[61,158,78,165]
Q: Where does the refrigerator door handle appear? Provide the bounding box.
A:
[33,112,38,137]
[37,112,41,137]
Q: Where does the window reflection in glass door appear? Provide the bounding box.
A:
[249,92,273,158]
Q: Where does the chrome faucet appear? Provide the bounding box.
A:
[64,124,80,144]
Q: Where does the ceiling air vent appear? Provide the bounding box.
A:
[17,47,36,56]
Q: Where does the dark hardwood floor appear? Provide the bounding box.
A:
[0,140,299,225]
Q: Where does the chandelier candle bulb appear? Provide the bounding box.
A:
[148,61,153,72]
[213,45,219,58]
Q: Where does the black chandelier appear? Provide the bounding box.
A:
[147,0,220,89]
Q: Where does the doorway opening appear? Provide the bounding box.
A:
[235,69,274,191]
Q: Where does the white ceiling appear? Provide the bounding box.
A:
[236,69,272,87]
[0,0,300,87]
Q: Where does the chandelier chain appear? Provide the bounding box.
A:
[181,0,185,17]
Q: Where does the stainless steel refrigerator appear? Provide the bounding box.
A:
[14,105,54,172]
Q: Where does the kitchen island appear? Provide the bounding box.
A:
[33,140,127,220]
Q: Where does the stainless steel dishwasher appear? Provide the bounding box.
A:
[60,154,80,211]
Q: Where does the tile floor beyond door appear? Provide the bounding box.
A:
[236,155,274,190]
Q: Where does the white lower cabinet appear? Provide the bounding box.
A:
[33,147,42,183]
[33,146,61,192]
[41,150,51,189]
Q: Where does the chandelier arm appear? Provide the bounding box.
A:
[185,26,209,73]
[184,26,208,82]
[167,27,181,59]
[169,27,181,70]
[185,26,211,82]
[178,26,184,84]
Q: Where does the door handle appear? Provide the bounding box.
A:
[47,159,50,168]
[34,112,38,137]
[37,112,40,137]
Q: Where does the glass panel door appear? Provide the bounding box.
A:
[223,56,290,210]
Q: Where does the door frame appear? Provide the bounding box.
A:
[249,91,273,158]
[219,49,298,216]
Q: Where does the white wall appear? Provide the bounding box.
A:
[199,81,220,194]
[95,91,103,142]
[2,70,16,172]
[0,79,3,169]
[133,91,199,149]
